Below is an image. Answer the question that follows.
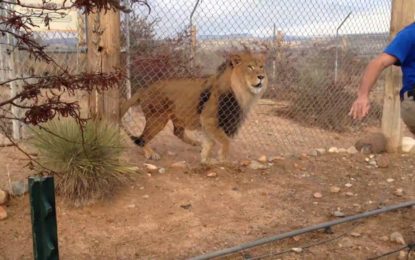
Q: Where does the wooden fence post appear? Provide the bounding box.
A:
[86,6,121,122]
[272,24,284,81]
[382,0,415,152]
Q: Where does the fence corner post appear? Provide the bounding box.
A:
[382,0,415,152]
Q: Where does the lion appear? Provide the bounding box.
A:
[120,51,268,164]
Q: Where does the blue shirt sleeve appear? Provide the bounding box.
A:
[384,29,414,66]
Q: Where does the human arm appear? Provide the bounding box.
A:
[349,53,398,120]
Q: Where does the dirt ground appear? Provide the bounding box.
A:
[0,134,414,260]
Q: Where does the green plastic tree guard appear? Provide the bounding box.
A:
[29,176,59,260]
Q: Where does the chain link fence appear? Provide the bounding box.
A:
[120,0,392,160]
[0,0,393,158]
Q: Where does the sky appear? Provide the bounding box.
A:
[132,0,392,38]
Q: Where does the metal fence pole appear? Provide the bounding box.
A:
[189,0,201,69]
[29,176,59,260]
[334,11,352,84]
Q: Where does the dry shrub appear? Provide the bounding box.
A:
[29,118,135,206]
[123,15,201,93]
[273,47,381,132]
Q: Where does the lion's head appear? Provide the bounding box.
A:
[228,52,268,95]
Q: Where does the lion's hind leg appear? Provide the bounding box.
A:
[134,114,169,161]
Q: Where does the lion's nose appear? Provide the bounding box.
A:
[258,75,265,80]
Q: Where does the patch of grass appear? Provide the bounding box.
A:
[30,118,135,206]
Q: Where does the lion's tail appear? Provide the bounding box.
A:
[119,88,143,118]
[119,123,143,144]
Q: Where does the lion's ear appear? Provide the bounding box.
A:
[229,54,242,67]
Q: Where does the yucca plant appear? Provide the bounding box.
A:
[29,118,135,206]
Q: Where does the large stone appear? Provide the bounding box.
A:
[170,161,187,169]
[207,172,217,177]
[330,186,341,193]
[376,155,390,168]
[390,231,405,245]
[346,146,358,154]
[401,136,415,153]
[11,180,28,196]
[313,192,323,198]
[328,147,339,153]
[0,189,8,205]
[143,163,158,172]
[355,132,386,154]
[248,160,269,170]
[0,206,7,220]
[258,155,268,163]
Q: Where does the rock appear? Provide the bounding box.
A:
[347,146,358,154]
[330,186,341,193]
[338,148,347,153]
[180,203,192,210]
[207,172,217,177]
[350,232,361,237]
[167,151,176,156]
[355,132,387,154]
[291,247,303,253]
[143,163,158,172]
[338,237,354,248]
[142,194,150,199]
[390,231,405,245]
[269,156,285,161]
[127,204,136,208]
[379,235,389,241]
[315,148,326,155]
[248,160,269,170]
[394,188,404,197]
[309,150,318,157]
[0,133,12,146]
[333,210,345,217]
[171,161,187,169]
[386,178,394,183]
[0,189,8,205]
[345,192,354,197]
[368,160,377,167]
[240,160,251,167]
[158,168,166,174]
[0,206,7,220]
[398,251,407,260]
[401,136,415,153]
[376,155,390,168]
[345,183,353,188]
[313,192,323,198]
[11,180,28,196]
[328,147,339,153]
[258,155,268,163]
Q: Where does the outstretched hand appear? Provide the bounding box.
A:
[349,96,371,120]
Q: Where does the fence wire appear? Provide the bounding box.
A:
[120,0,392,161]
[0,0,393,158]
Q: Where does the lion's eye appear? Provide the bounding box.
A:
[259,65,264,69]
[248,65,254,70]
